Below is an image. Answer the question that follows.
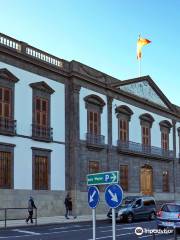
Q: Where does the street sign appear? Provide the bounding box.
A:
[87,171,119,186]
[88,186,100,209]
[105,184,123,208]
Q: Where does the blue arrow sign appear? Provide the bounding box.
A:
[88,186,100,209]
[105,184,123,208]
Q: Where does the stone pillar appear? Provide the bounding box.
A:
[107,96,113,171]
[68,80,81,215]
[172,120,176,198]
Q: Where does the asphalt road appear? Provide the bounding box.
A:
[0,219,179,240]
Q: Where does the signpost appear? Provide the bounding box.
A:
[87,171,119,186]
[88,186,100,240]
[105,184,123,240]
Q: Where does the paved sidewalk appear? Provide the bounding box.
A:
[0,214,107,229]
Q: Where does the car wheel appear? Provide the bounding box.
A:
[127,213,133,223]
[149,212,156,220]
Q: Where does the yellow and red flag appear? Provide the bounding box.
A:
[137,36,151,60]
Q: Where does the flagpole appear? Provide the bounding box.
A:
[139,58,141,77]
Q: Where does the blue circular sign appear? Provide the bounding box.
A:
[88,186,100,209]
[105,184,123,208]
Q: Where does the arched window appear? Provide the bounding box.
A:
[139,113,154,146]
[115,105,133,143]
[159,120,172,151]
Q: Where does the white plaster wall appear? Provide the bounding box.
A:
[79,87,107,143]
[112,99,173,150]
[0,135,65,190]
[176,121,180,157]
[0,61,65,142]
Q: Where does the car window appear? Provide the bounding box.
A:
[163,204,180,212]
[144,200,155,206]
[134,199,142,207]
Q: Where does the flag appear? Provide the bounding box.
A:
[137,36,151,60]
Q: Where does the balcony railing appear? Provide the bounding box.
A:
[32,124,53,141]
[117,140,174,159]
[0,32,69,71]
[0,117,16,135]
[86,133,105,147]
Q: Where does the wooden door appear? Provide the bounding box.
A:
[140,166,153,195]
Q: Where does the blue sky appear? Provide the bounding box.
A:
[0,0,179,105]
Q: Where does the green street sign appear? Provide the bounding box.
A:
[87,171,119,186]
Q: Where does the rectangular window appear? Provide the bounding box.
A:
[142,126,150,146]
[162,132,169,150]
[34,156,49,190]
[88,111,99,135]
[0,87,11,118]
[120,165,128,191]
[0,151,11,188]
[119,119,128,142]
[89,161,99,174]
[162,171,169,192]
[35,97,48,127]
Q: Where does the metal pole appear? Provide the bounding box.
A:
[92,208,96,240]
[139,58,141,77]
[4,209,7,229]
[174,227,177,240]
[112,208,116,240]
[35,208,37,226]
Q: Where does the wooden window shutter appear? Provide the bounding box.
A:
[88,111,100,135]
[35,98,48,127]
[119,119,128,142]
[162,171,169,192]
[0,152,11,188]
[89,161,99,174]
[35,156,48,190]
[120,165,128,191]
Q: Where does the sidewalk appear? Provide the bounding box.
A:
[0,214,107,229]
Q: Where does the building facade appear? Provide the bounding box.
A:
[0,33,180,216]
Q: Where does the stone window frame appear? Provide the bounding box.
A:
[29,81,55,141]
[0,68,19,135]
[0,142,15,189]
[139,113,154,146]
[115,105,133,142]
[84,94,105,136]
[31,147,52,190]
[159,120,172,151]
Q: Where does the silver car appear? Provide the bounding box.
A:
[157,203,180,229]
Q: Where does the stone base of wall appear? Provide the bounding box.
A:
[1,190,180,219]
[0,189,67,218]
